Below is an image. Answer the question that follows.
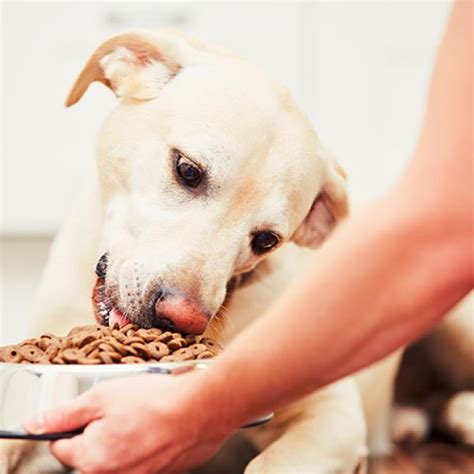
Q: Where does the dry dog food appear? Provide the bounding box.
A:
[0,324,222,365]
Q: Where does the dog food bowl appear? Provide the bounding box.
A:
[0,361,273,440]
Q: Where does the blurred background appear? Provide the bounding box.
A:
[1,1,451,343]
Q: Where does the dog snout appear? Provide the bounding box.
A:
[152,289,210,335]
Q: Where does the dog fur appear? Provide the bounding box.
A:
[1,30,472,474]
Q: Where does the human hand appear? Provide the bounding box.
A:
[24,372,234,474]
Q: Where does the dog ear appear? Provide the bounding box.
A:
[65,32,189,107]
[292,150,349,248]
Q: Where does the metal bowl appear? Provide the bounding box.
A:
[0,361,272,440]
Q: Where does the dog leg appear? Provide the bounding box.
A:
[29,177,103,336]
[244,378,368,474]
[355,350,403,456]
[0,441,66,474]
[422,292,474,389]
[440,390,474,446]
[390,405,430,445]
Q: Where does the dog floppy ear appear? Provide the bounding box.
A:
[65,32,188,107]
[292,150,349,248]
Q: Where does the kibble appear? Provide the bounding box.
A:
[0,324,222,365]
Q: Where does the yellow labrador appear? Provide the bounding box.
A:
[2,30,472,474]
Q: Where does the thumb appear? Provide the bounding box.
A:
[24,391,100,435]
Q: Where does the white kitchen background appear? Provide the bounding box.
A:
[1,1,451,343]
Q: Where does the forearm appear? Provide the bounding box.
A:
[197,193,471,429]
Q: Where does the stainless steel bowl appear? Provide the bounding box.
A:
[0,362,272,440]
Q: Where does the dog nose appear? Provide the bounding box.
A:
[154,291,210,335]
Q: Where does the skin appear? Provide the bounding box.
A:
[25,2,472,473]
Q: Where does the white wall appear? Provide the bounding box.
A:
[2,1,450,235]
[1,238,50,344]
[1,1,451,342]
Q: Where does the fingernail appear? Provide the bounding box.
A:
[25,413,45,434]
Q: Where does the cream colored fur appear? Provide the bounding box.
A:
[1,30,472,474]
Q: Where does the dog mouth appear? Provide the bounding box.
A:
[92,278,197,332]
[91,264,249,330]
[92,278,131,328]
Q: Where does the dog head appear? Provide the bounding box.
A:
[67,31,348,334]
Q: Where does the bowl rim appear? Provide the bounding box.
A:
[0,360,211,373]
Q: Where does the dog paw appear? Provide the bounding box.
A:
[443,391,474,445]
[391,406,430,445]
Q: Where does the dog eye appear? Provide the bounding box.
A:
[175,153,203,188]
[251,232,279,254]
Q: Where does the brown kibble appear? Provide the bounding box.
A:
[148,342,170,360]
[72,333,97,348]
[136,329,156,342]
[67,325,98,336]
[81,339,103,355]
[184,335,197,345]
[121,356,145,364]
[0,325,221,365]
[98,343,115,353]
[98,352,114,364]
[19,338,37,347]
[78,357,101,365]
[2,346,22,363]
[37,337,52,351]
[88,349,101,359]
[187,343,207,356]
[43,342,61,361]
[167,339,184,351]
[197,351,214,360]
[112,330,126,343]
[120,323,136,334]
[107,351,122,363]
[102,338,128,355]
[124,345,139,357]
[200,338,223,354]
[157,331,173,343]
[62,349,83,364]
[130,342,151,359]
[160,355,179,362]
[19,344,43,363]
[59,338,73,350]
[124,337,144,345]
[172,348,195,361]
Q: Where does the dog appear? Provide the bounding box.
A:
[1,30,472,474]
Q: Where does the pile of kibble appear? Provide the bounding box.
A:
[0,324,222,365]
